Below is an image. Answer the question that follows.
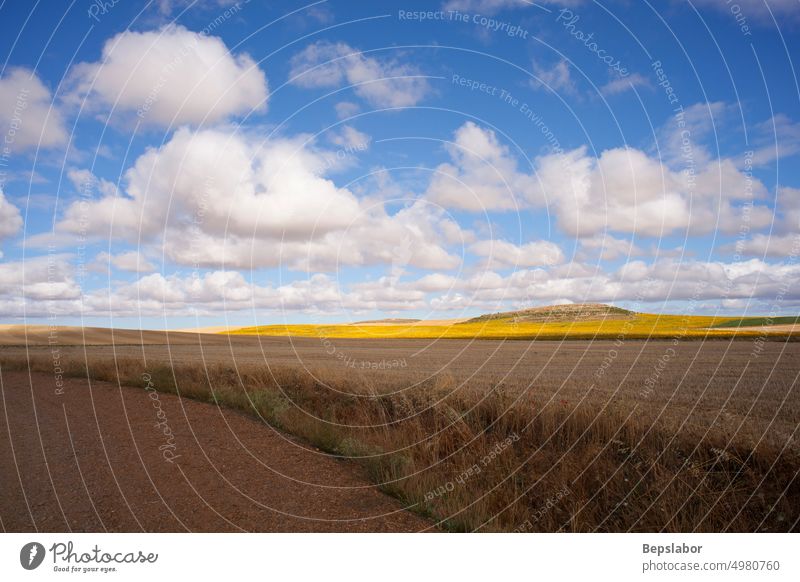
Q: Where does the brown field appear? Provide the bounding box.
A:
[719,324,800,334]
[0,324,235,345]
[1,331,798,532]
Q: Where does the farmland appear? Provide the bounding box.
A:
[230,304,799,341]
[2,326,798,532]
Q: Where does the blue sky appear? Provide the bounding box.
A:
[0,0,798,329]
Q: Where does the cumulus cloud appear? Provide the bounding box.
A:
[92,251,157,273]
[66,25,268,127]
[725,233,800,258]
[542,146,773,237]
[578,235,644,261]
[289,41,430,108]
[0,268,430,318]
[5,251,798,318]
[278,200,464,273]
[530,60,576,94]
[426,121,774,238]
[327,125,371,149]
[334,101,360,119]
[722,187,800,257]
[600,73,649,96]
[67,168,119,199]
[54,127,461,272]
[426,121,541,211]
[656,101,730,168]
[775,186,800,234]
[470,239,564,268]
[0,189,23,241]
[58,127,360,241]
[430,257,800,310]
[750,114,800,166]
[0,269,344,318]
[0,68,68,150]
[0,255,81,311]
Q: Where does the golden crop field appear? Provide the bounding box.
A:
[229,312,798,341]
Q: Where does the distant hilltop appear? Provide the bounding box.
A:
[349,304,636,326]
[351,318,422,325]
[463,303,635,324]
[226,303,799,339]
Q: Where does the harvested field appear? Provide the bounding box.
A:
[0,369,431,532]
[1,332,797,532]
[0,325,229,346]
[718,324,800,334]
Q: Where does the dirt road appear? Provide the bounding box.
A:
[0,371,432,532]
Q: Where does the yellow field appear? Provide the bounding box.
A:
[228,312,799,340]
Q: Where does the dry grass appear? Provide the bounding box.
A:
[2,352,797,532]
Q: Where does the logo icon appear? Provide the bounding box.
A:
[20,542,45,570]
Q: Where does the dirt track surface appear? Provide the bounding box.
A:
[0,371,432,532]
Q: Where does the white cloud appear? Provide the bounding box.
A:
[0,188,23,241]
[776,186,800,234]
[615,258,800,302]
[289,41,430,108]
[52,127,461,273]
[751,114,800,166]
[470,239,564,268]
[0,255,81,308]
[540,146,773,237]
[67,168,119,199]
[600,73,649,96]
[426,121,773,238]
[334,101,360,119]
[58,127,361,242]
[5,251,798,318]
[578,235,643,261]
[429,257,800,309]
[531,60,575,94]
[280,200,464,273]
[67,25,268,127]
[327,125,371,149]
[92,251,157,273]
[722,187,800,258]
[656,101,730,168]
[0,68,67,150]
[655,104,799,179]
[426,121,541,211]
[415,273,458,292]
[5,269,428,318]
[725,233,800,258]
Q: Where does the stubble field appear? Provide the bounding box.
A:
[1,333,798,532]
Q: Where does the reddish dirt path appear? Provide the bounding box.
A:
[0,371,432,532]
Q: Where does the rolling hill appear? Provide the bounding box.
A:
[463,303,635,324]
[228,303,799,340]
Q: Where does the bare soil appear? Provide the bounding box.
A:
[0,370,431,532]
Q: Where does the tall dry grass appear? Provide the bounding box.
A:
[2,353,797,532]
